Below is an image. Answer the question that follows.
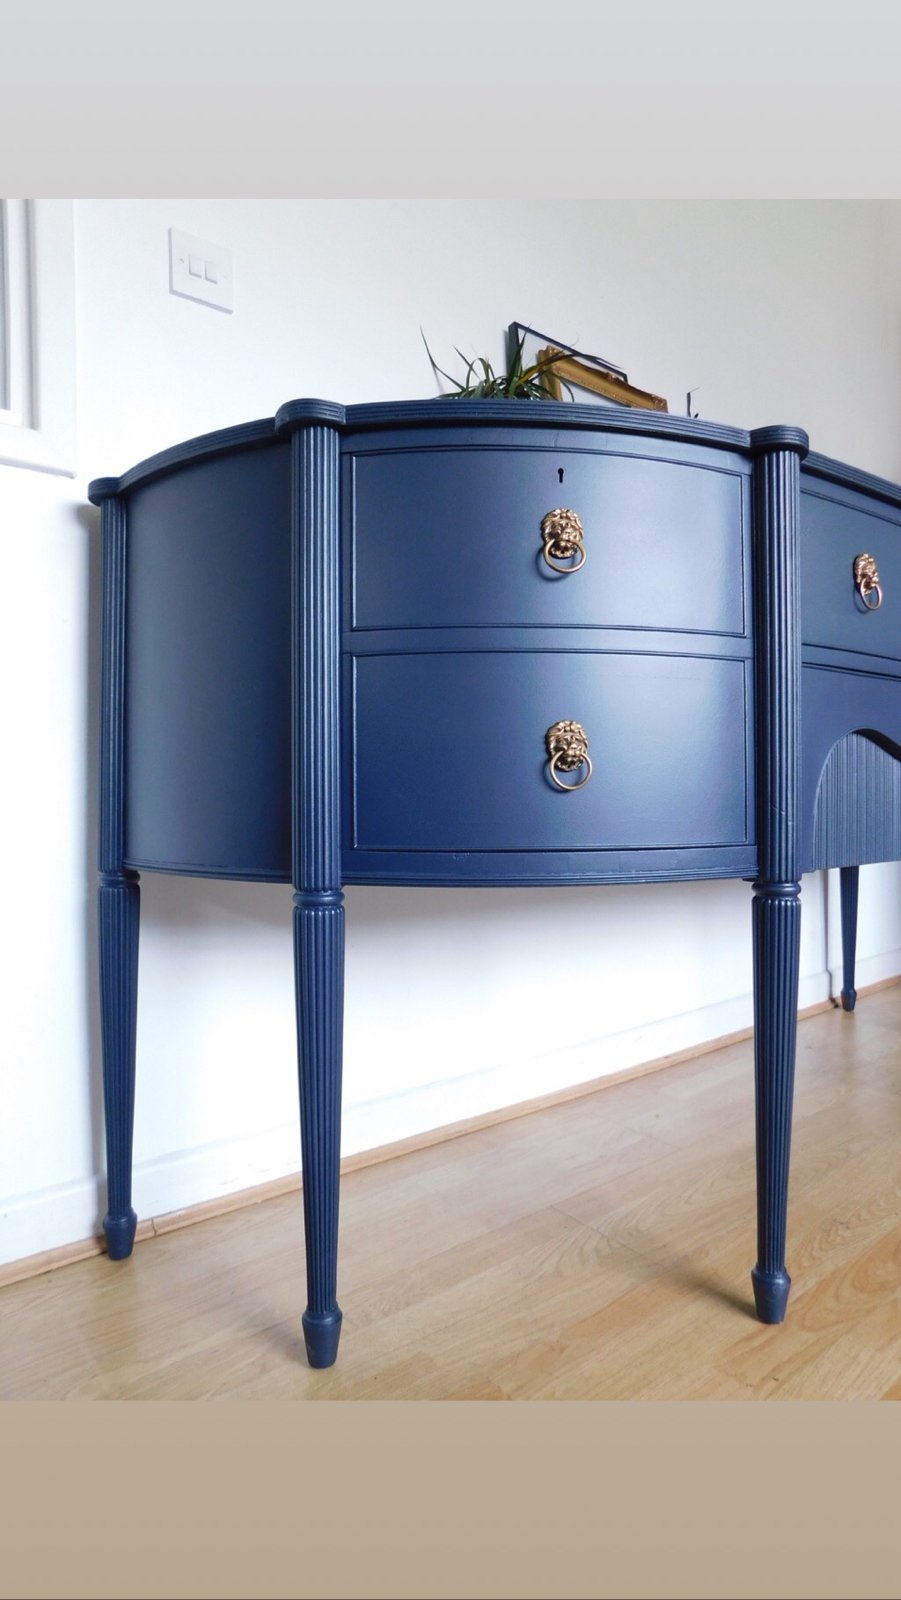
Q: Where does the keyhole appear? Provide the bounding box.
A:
[558,468,564,484]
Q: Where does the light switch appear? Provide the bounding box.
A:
[169,228,234,312]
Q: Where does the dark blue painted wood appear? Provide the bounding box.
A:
[749,426,808,1325]
[801,643,901,681]
[801,481,901,662]
[809,728,901,871]
[801,666,901,871]
[88,403,807,507]
[94,486,140,1259]
[288,420,344,1370]
[342,847,759,887]
[839,866,860,1012]
[92,395,901,1367]
[98,872,140,1257]
[348,434,749,636]
[92,419,278,499]
[804,449,901,514]
[302,396,752,452]
[351,651,750,853]
[123,445,292,879]
[348,623,753,660]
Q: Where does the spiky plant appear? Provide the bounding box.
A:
[421,327,573,400]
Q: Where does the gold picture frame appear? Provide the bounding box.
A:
[537,344,668,412]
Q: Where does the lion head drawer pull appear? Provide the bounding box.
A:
[854,552,883,610]
[546,720,592,791]
[541,508,586,574]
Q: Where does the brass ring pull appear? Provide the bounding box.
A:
[546,720,592,791]
[854,552,883,610]
[541,509,586,574]
[550,751,593,791]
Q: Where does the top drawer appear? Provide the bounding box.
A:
[801,482,901,663]
[347,439,748,636]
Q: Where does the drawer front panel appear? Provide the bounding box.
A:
[351,651,750,853]
[350,445,746,636]
[801,485,901,661]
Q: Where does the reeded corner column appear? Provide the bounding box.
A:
[748,426,809,1323]
[88,477,141,1260]
[276,402,346,1369]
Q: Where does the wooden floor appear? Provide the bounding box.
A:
[2,989,899,1400]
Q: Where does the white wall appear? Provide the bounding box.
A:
[2,200,901,1267]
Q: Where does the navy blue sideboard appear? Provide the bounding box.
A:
[89,399,901,1369]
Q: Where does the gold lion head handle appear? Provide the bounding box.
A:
[541,508,586,574]
[854,553,883,610]
[546,720,592,791]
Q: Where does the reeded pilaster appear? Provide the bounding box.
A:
[286,419,345,1368]
[91,483,141,1258]
[749,426,808,1323]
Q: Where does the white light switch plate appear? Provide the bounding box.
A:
[169,228,234,312]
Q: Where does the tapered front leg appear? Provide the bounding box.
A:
[98,870,140,1258]
[749,427,808,1326]
[91,482,141,1261]
[285,415,344,1367]
[294,890,344,1368]
[839,865,860,1011]
[751,881,801,1323]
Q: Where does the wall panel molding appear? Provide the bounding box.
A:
[0,198,75,476]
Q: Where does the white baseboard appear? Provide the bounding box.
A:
[0,1177,109,1269]
[0,963,877,1272]
[338,972,829,1156]
[0,1121,304,1270]
[828,946,901,996]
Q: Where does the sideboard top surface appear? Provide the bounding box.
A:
[88,398,823,503]
[88,399,901,518]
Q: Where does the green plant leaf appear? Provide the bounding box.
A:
[423,327,575,401]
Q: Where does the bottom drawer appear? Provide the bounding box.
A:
[351,651,751,853]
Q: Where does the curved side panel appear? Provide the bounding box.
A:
[810,730,901,870]
[124,443,292,879]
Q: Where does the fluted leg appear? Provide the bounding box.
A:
[98,870,141,1258]
[288,417,343,1365]
[294,890,344,1368]
[839,865,859,1011]
[751,881,801,1323]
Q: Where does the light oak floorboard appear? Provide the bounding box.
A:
[0,995,898,1399]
